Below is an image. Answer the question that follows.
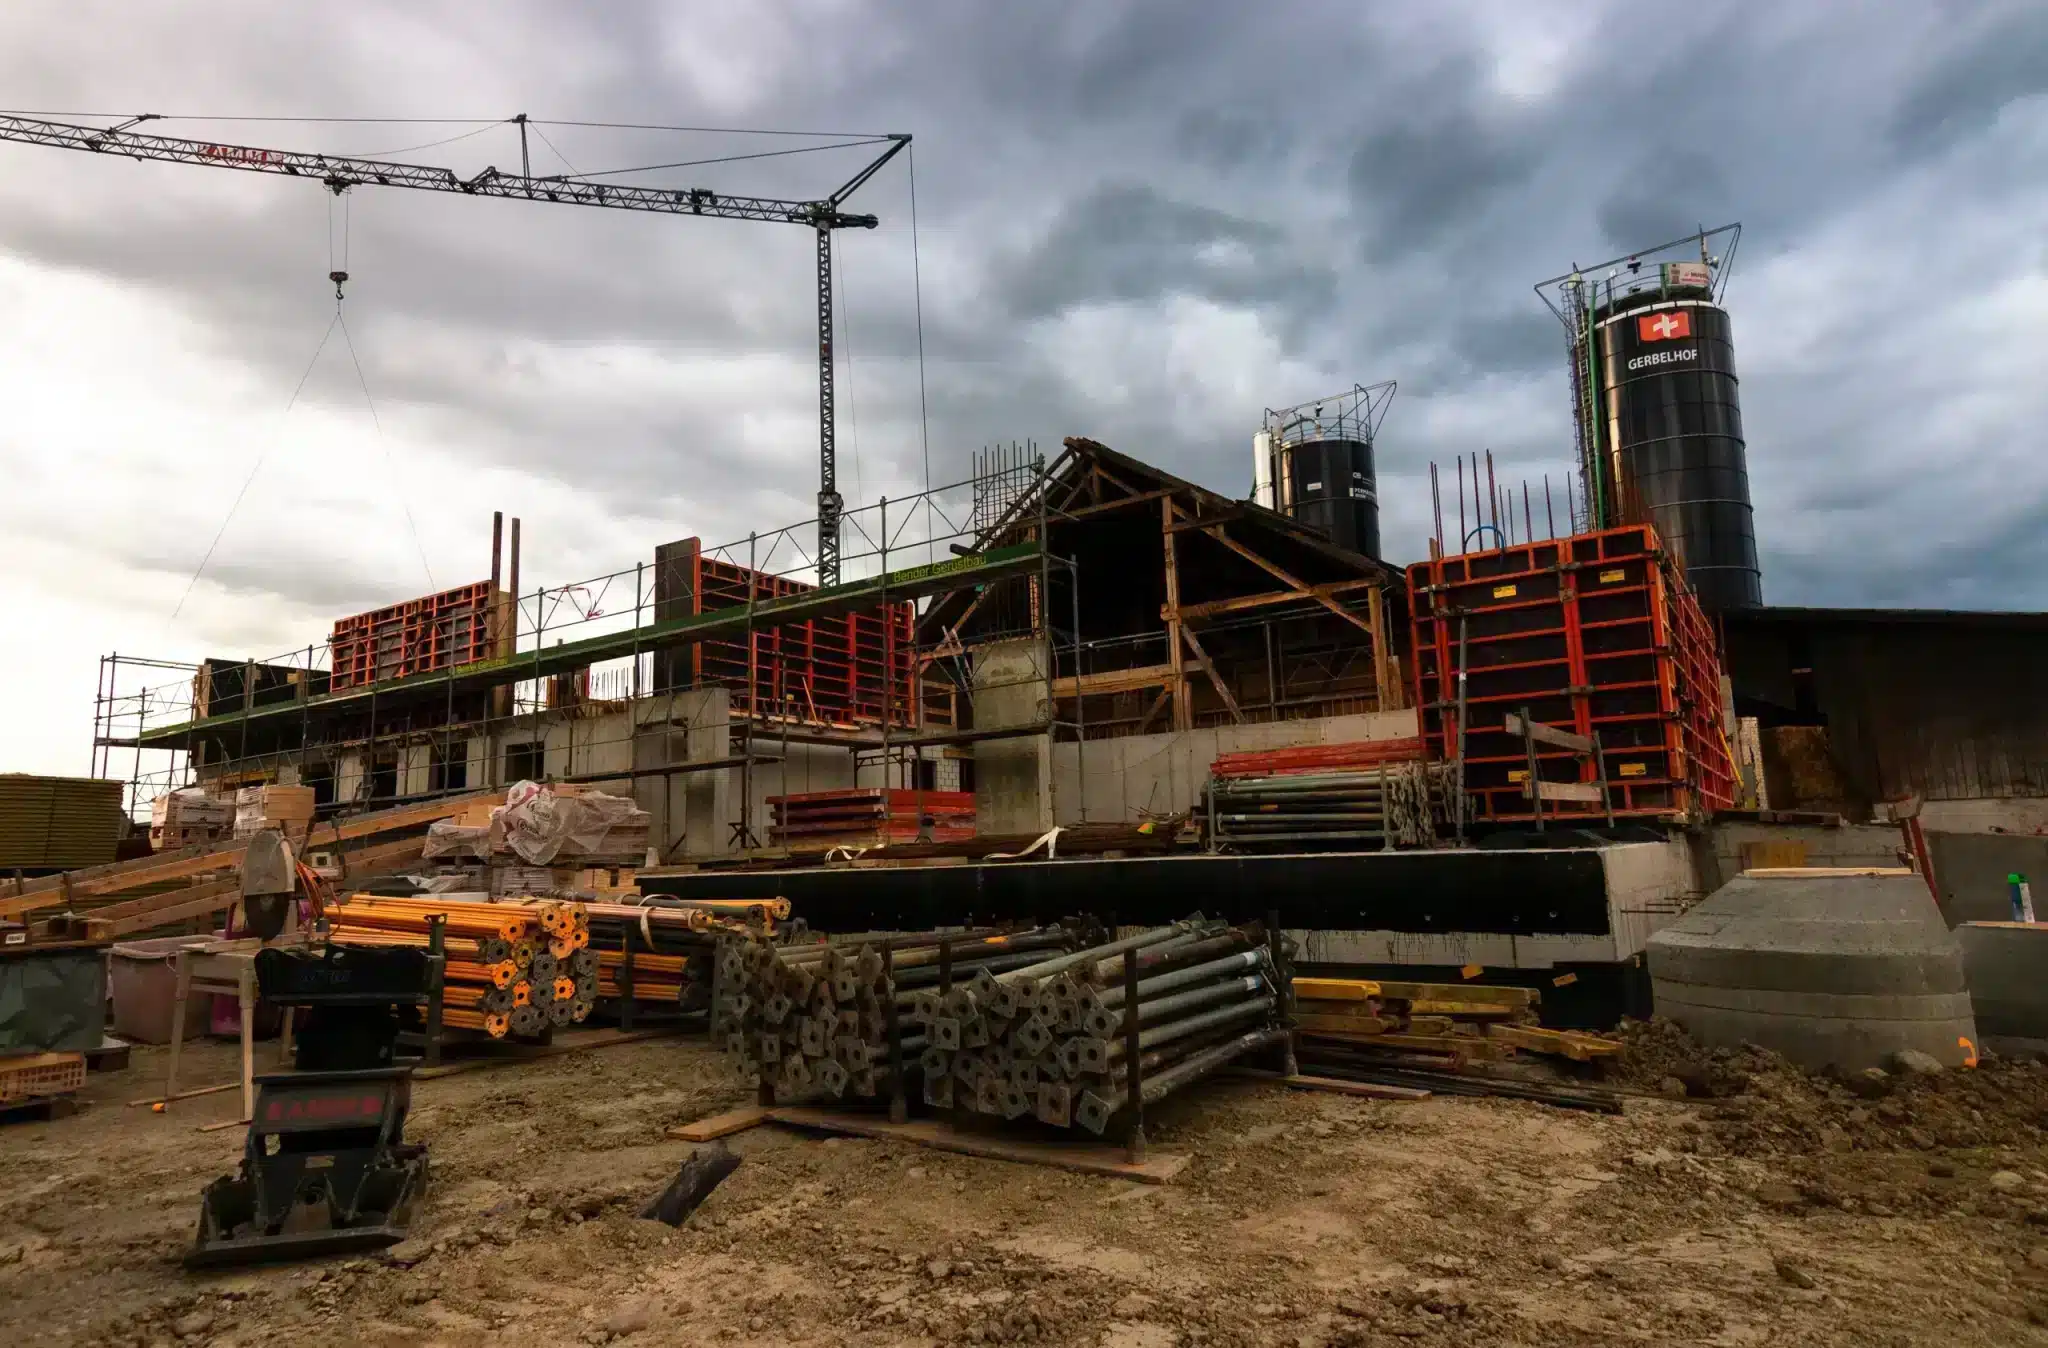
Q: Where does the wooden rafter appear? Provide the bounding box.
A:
[1162,495,1190,730]
[1178,625,1244,724]
[1170,577,1379,622]
[1172,501,1379,641]
[1051,660,1207,700]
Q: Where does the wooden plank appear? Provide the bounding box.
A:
[667,1105,771,1143]
[1531,780,1604,804]
[1289,999,1385,1022]
[1406,1001,1523,1019]
[1292,977,1384,1001]
[1504,712,1594,754]
[1294,1012,1392,1036]
[0,788,501,917]
[764,1107,1191,1184]
[1483,1023,1622,1061]
[1224,1067,1432,1102]
[128,1081,240,1108]
[1372,981,1535,1008]
[1741,867,1913,878]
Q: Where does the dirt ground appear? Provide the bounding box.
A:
[7,1027,2048,1348]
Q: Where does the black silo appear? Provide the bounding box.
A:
[1594,292,1762,611]
[1282,436,1379,559]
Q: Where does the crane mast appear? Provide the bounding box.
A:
[0,113,910,584]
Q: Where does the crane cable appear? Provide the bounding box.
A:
[326,190,435,591]
[168,192,430,621]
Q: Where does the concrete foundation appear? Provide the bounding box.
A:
[1647,871,1978,1072]
[1957,922,2048,1058]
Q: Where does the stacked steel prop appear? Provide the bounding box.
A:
[718,915,1290,1142]
[327,895,596,1037]
[1207,761,1461,850]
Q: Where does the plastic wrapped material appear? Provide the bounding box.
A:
[0,949,106,1054]
[422,821,492,859]
[497,781,650,865]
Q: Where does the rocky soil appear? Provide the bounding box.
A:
[5,1026,2048,1347]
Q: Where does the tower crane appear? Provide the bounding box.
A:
[0,113,910,584]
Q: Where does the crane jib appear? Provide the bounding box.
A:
[0,112,908,586]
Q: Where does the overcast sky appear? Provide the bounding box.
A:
[3,1,2045,779]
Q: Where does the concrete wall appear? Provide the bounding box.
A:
[1604,839,1708,958]
[1695,820,1905,895]
[972,637,1053,835]
[1048,708,1419,825]
[1295,839,1694,969]
[1929,832,2048,925]
[1922,799,2048,835]
[630,690,729,862]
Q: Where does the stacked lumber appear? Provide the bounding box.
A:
[767,788,976,850]
[0,775,124,870]
[1292,977,1622,1066]
[328,894,596,1038]
[148,788,234,852]
[4,790,502,942]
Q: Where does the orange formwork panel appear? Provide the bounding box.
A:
[1406,523,1736,824]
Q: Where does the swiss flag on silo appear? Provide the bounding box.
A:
[1638,310,1691,342]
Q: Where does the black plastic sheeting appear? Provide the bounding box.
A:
[0,949,105,1054]
[643,848,1614,938]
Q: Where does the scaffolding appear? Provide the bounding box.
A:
[89,454,1088,856]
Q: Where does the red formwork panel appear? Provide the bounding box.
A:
[329,580,501,691]
[686,551,921,729]
[767,788,976,845]
[1406,524,1736,824]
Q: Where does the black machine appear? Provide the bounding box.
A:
[188,944,434,1268]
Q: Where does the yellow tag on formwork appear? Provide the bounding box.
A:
[1598,569,1626,583]
[1492,584,1517,599]
[1460,964,1483,980]
[1618,762,1648,778]
[1553,972,1579,988]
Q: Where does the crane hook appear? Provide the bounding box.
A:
[329,269,349,303]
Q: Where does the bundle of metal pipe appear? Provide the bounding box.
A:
[911,917,1288,1136]
[328,894,598,1038]
[715,926,1077,1102]
[1205,762,1462,850]
[718,915,1288,1138]
[583,897,792,1015]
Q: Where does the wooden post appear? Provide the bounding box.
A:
[1161,496,1189,731]
[1367,583,1395,711]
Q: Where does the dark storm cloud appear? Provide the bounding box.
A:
[1346,107,1537,263]
[1888,5,2048,158]
[997,182,1334,320]
[1595,149,1734,256]
[1,0,2043,625]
